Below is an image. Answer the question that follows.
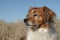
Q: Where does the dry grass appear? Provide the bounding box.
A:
[55,19,60,40]
[0,19,60,40]
[0,20,27,40]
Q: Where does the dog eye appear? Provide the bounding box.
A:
[34,14,39,16]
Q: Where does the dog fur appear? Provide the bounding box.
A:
[24,6,58,40]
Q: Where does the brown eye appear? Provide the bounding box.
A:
[34,14,38,16]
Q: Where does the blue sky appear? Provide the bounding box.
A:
[0,0,60,22]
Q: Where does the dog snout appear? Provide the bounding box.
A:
[24,18,28,23]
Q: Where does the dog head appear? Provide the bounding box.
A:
[24,6,56,30]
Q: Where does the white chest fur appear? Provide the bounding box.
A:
[27,28,57,40]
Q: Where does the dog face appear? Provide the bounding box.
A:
[24,6,56,29]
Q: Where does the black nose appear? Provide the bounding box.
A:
[24,18,28,23]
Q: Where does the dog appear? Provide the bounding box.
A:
[23,6,58,40]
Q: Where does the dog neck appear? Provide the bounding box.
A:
[40,23,49,28]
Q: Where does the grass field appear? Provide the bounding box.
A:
[0,19,60,40]
[55,19,60,40]
[0,20,27,40]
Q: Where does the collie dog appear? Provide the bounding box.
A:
[24,6,58,40]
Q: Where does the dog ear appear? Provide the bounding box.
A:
[42,6,56,24]
[42,6,56,20]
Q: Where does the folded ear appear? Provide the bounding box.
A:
[47,8,56,19]
[42,6,56,20]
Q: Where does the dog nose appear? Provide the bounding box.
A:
[24,19,28,23]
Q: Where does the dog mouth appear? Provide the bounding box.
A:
[24,22,31,28]
[24,21,40,31]
[24,19,40,30]
[24,22,36,27]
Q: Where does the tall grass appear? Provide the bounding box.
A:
[0,20,26,40]
[55,19,60,40]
